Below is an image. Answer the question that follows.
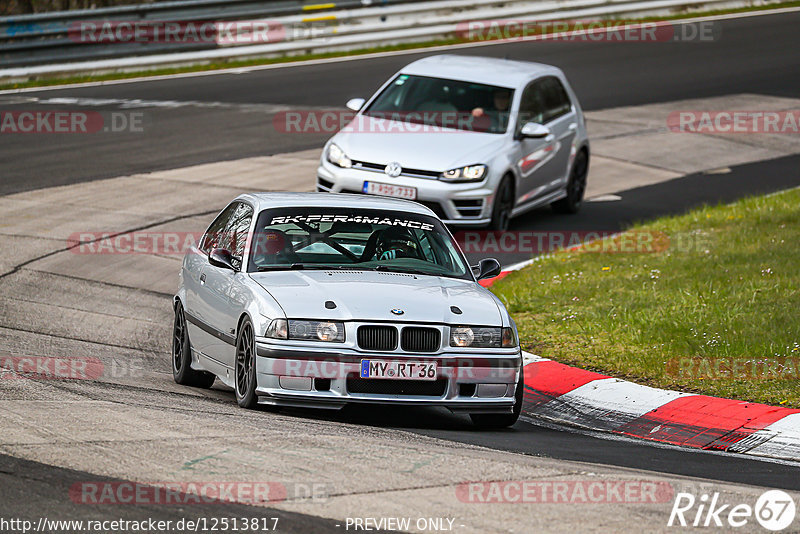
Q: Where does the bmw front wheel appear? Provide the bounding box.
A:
[235,318,259,409]
[470,365,524,429]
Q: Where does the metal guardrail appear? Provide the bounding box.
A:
[0,0,781,82]
[0,0,423,68]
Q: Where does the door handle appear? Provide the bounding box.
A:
[545,134,555,143]
[568,123,578,131]
[200,273,206,285]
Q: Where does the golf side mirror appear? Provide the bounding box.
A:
[519,122,551,139]
[346,98,366,112]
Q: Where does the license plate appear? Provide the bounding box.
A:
[363,181,417,200]
[360,360,437,381]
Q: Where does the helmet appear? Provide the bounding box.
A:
[376,227,417,260]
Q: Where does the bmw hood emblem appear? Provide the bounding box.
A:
[391,309,404,315]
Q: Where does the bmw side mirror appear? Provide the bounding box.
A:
[519,122,551,139]
[346,98,366,112]
[473,258,502,281]
[209,248,236,270]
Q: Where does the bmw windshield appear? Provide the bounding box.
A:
[247,207,472,280]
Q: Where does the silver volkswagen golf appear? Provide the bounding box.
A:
[173,193,524,427]
[317,54,590,230]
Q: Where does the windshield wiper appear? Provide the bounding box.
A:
[289,263,384,271]
[374,265,432,276]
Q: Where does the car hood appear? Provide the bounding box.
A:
[334,116,506,171]
[250,270,503,325]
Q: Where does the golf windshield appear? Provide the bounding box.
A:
[363,74,513,134]
[247,208,471,279]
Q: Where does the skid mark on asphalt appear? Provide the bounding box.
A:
[0,208,218,282]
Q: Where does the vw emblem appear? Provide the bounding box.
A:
[384,162,402,177]
[391,309,404,316]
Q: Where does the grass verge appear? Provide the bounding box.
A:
[2,1,799,91]
[491,188,800,408]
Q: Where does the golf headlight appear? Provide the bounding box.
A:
[288,320,345,342]
[441,164,487,182]
[450,326,518,348]
[327,143,352,168]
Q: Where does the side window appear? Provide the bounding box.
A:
[200,203,237,255]
[517,77,573,130]
[540,77,572,123]
[226,203,254,268]
[517,81,546,129]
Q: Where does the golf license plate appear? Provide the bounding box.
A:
[360,360,437,381]
[362,181,417,200]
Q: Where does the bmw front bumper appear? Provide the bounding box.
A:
[253,340,521,414]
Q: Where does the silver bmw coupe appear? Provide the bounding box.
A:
[173,193,523,427]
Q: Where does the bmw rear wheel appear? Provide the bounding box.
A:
[172,302,216,388]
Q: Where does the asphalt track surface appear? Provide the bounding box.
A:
[0,453,359,533]
[1,10,800,195]
[2,9,800,525]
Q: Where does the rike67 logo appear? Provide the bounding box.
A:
[668,490,797,531]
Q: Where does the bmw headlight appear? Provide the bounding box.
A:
[265,319,344,342]
[450,326,517,348]
[440,164,487,182]
[265,318,288,339]
[289,320,345,342]
[327,143,352,169]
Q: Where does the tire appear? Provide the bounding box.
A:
[235,318,259,409]
[552,150,588,214]
[488,175,514,231]
[470,364,525,429]
[172,302,216,388]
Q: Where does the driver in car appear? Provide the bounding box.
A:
[375,227,419,260]
[471,88,512,133]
